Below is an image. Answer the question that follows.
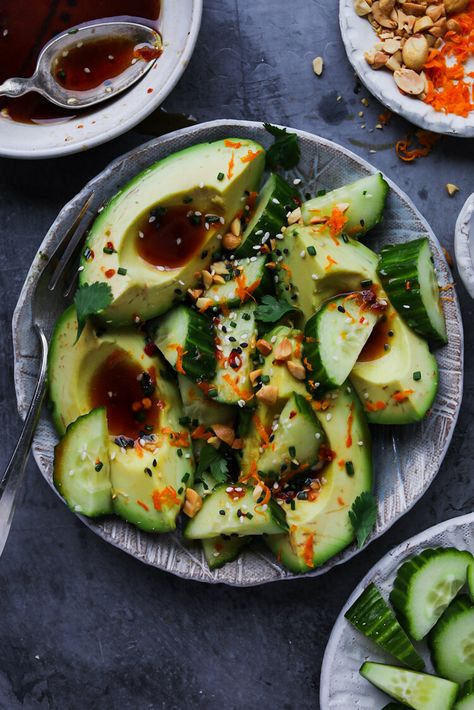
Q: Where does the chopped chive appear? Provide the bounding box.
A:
[95,461,103,472]
[307,245,316,256]
[342,234,349,243]
[118,267,127,276]
[242,313,251,320]
[144,424,153,432]
[289,445,296,458]
[189,213,201,226]
[208,388,218,398]
[178,487,184,495]
[103,246,114,254]
[261,375,270,384]
[290,499,296,510]
[181,472,190,483]
[230,321,237,328]
[217,172,225,181]
[337,305,345,313]
[345,461,355,477]
[179,416,191,426]
[413,371,422,381]
[317,189,327,197]
[177,448,183,457]
[246,512,254,520]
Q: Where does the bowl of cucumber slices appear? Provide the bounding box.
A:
[12,120,463,585]
[321,512,474,710]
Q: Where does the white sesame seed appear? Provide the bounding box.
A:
[272,198,280,204]
[315,432,321,439]
[300,250,306,258]
[311,273,318,281]
[293,178,302,185]
[358,440,364,446]
[403,304,410,309]
[78,265,84,272]
[238,399,246,408]
[326,413,332,422]
[276,233,284,240]
[199,182,204,188]
[84,67,91,74]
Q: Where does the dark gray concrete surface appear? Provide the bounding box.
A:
[0,1,473,708]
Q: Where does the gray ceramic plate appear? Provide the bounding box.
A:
[12,120,463,586]
[320,512,474,709]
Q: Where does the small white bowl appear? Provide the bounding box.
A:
[0,0,202,160]
[455,193,474,298]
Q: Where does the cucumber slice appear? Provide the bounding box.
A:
[455,680,474,710]
[184,482,288,539]
[202,536,249,570]
[468,563,474,603]
[178,374,235,429]
[378,238,447,346]
[301,173,389,238]
[234,173,299,256]
[390,548,473,641]
[430,596,474,684]
[259,325,307,408]
[360,662,459,710]
[345,583,425,671]
[258,392,327,480]
[212,304,257,405]
[155,305,216,381]
[53,407,112,517]
[303,292,381,392]
[202,255,270,308]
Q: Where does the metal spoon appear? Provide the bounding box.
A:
[0,21,162,110]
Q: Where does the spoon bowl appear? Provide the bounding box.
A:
[0,21,162,110]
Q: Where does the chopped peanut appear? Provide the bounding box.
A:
[187,288,203,301]
[230,217,242,237]
[202,270,213,289]
[256,338,273,356]
[183,488,203,518]
[256,385,278,406]
[222,232,242,250]
[274,337,293,361]
[250,368,263,384]
[286,360,306,380]
[211,424,235,447]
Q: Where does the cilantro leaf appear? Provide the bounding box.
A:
[263,123,301,170]
[74,282,113,342]
[196,443,229,484]
[255,295,299,324]
[349,492,378,549]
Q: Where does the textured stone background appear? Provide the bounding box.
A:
[0,1,473,708]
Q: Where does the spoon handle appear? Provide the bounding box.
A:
[0,326,48,557]
[0,77,35,98]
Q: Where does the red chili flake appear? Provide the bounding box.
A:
[105,268,116,278]
[144,342,158,357]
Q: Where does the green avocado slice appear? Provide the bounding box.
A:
[79,138,265,325]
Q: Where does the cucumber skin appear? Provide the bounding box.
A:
[390,548,473,641]
[378,238,447,346]
[202,536,249,570]
[345,583,425,671]
[157,306,216,381]
[430,595,474,684]
[456,679,474,709]
[234,173,299,257]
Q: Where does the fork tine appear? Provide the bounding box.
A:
[48,191,96,291]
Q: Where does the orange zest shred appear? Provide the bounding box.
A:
[366,400,387,412]
[346,403,354,448]
[280,263,292,278]
[423,2,474,118]
[240,149,262,163]
[222,373,253,401]
[325,255,338,271]
[191,425,211,440]
[152,486,181,511]
[392,389,414,403]
[227,151,235,180]
[137,499,149,512]
[235,272,261,302]
[253,414,270,447]
[302,533,315,569]
[168,344,187,374]
[225,140,243,149]
[395,129,440,162]
[326,206,348,241]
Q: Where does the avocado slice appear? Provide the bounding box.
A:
[277,225,379,322]
[266,384,372,572]
[48,306,195,533]
[350,306,438,424]
[80,138,265,326]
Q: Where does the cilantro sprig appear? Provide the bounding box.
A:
[196,443,229,484]
[74,282,113,342]
[263,123,301,170]
[255,295,299,324]
[349,492,378,549]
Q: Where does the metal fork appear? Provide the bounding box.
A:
[0,191,96,556]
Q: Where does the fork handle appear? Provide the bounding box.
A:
[0,326,48,557]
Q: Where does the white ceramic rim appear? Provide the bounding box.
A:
[12,119,464,585]
[455,193,474,298]
[320,511,474,708]
[339,0,474,137]
[0,0,202,159]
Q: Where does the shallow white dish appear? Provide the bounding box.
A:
[0,0,202,159]
[339,0,474,137]
[455,193,474,298]
[12,119,463,585]
[320,512,474,709]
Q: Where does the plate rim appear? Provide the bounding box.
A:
[339,0,474,137]
[0,0,203,160]
[12,118,464,585]
[319,511,474,709]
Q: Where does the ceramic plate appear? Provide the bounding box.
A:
[455,193,474,299]
[12,120,463,586]
[320,512,474,708]
[0,0,202,159]
[339,0,474,137]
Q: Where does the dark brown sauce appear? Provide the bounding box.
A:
[136,205,211,270]
[358,317,393,362]
[0,0,160,124]
[54,36,137,92]
[89,350,161,439]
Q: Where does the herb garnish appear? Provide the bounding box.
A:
[349,492,377,548]
[263,123,301,170]
[74,282,113,342]
[196,443,229,483]
[255,295,299,324]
